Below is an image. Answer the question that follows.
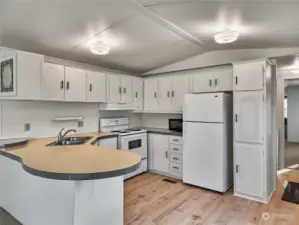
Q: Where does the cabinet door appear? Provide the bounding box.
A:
[234,91,264,143]
[172,75,189,111]
[108,74,121,103]
[17,51,43,99]
[86,71,106,102]
[214,66,233,92]
[144,78,158,110]
[158,77,172,111]
[65,67,86,102]
[121,75,133,103]
[148,134,155,170]
[153,134,169,173]
[234,61,264,91]
[235,142,264,199]
[0,49,17,97]
[42,63,65,101]
[133,78,143,110]
[193,70,215,93]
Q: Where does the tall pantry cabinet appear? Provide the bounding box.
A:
[233,59,277,203]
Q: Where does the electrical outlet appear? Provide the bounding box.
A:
[78,121,84,128]
[24,123,31,132]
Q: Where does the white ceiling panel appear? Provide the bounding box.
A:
[71,14,205,73]
[150,1,299,50]
[0,0,137,56]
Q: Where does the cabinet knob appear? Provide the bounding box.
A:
[135,92,138,98]
[173,166,179,170]
[66,81,70,90]
[167,91,170,98]
[154,92,157,98]
[165,151,168,158]
[89,84,92,92]
[119,87,122,94]
[60,80,64,90]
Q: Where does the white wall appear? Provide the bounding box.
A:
[145,48,299,75]
[141,113,182,129]
[287,86,299,142]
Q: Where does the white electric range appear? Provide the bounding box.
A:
[99,118,148,180]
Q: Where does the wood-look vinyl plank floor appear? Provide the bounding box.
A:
[124,172,299,225]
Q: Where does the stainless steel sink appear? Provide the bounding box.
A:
[46,137,92,146]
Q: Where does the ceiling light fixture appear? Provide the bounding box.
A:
[90,41,110,55]
[214,29,239,44]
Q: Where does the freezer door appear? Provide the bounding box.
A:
[183,93,224,122]
[183,122,228,192]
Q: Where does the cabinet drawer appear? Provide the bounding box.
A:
[170,153,183,163]
[169,143,183,153]
[170,136,183,145]
[169,162,183,177]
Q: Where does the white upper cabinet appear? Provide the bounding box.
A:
[234,61,264,91]
[0,48,17,97]
[64,67,86,102]
[158,76,172,111]
[144,77,158,111]
[235,142,264,199]
[17,51,43,99]
[234,91,264,143]
[108,74,122,103]
[108,74,133,104]
[86,71,106,102]
[42,63,65,101]
[121,75,133,104]
[193,65,233,93]
[172,75,190,111]
[133,78,143,110]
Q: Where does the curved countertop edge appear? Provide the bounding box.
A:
[0,149,140,181]
[0,139,29,149]
[90,134,118,145]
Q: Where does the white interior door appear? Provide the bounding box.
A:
[153,134,169,173]
[183,122,224,191]
[235,142,264,198]
[121,75,133,103]
[158,77,172,111]
[183,93,224,122]
[65,67,86,102]
[144,78,158,110]
[86,71,106,102]
[108,74,121,103]
[172,75,190,112]
[133,78,143,110]
[234,61,264,91]
[235,91,264,143]
[42,63,65,101]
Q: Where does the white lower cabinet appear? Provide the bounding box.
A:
[153,134,170,174]
[97,137,117,149]
[149,134,183,179]
[234,142,264,199]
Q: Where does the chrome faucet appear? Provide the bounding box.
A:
[57,128,77,143]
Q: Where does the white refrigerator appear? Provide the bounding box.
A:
[183,93,233,192]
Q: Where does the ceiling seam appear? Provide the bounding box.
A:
[130,0,208,51]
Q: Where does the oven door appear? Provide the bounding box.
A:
[120,133,147,159]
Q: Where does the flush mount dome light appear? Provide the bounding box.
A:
[214,29,239,44]
[90,41,110,55]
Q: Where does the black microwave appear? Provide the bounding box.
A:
[169,119,183,132]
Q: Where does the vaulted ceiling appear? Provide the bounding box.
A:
[0,0,299,74]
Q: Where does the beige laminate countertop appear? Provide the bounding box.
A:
[0,132,141,180]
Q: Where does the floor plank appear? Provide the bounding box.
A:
[124,171,299,225]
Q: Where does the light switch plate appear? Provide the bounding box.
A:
[24,123,31,132]
[78,121,84,128]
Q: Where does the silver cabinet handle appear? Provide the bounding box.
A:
[173,166,179,170]
[154,92,157,98]
[236,165,239,173]
[209,80,212,87]
[66,81,70,90]
[172,91,174,97]
[89,84,92,92]
[119,87,122,94]
[167,91,170,98]
[124,87,126,94]
[215,79,218,86]
[173,139,179,142]
[235,76,238,85]
[235,114,238,122]
[165,151,168,158]
[135,92,138,98]
[173,157,179,160]
[60,80,64,90]
[173,148,179,151]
